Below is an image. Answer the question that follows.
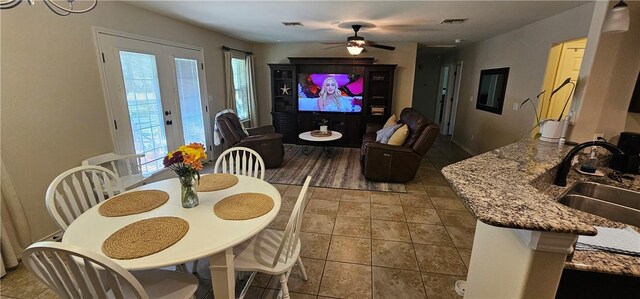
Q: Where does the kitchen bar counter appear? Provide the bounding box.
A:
[441,139,640,277]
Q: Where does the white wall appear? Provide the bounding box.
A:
[252,42,418,125]
[0,2,252,240]
[448,3,595,155]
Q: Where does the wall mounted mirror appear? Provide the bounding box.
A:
[476,67,510,115]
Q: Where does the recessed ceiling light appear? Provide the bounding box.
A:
[455,39,464,43]
[282,21,303,27]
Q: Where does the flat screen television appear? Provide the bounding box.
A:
[297,73,363,113]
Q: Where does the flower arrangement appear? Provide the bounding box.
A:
[163,143,207,208]
[163,142,207,177]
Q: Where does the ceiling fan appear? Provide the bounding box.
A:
[326,25,396,55]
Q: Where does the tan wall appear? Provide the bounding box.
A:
[449,3,594,155]
[412,53,444,121]
[626,113,640,132]
[0,2,252,240]
[252,42,418,126]
[570,1,640,142]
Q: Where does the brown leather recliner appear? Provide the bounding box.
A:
[216,112,284,168]
[361,108,439,182]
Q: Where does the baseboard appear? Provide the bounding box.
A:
[450,138,476,156]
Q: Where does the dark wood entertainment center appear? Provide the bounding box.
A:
[269,57,396,147]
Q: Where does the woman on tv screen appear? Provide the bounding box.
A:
[298,73,363,113]
[318,77,343,112]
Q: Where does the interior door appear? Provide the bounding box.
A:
[442,63,461,135]
[448,63,462,136]
[98,33,210,175]
[435,66,449,127]
[547,39,586,119]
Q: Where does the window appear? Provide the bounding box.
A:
[231,57,250,121]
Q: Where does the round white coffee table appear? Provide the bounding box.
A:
[298,130,343,158]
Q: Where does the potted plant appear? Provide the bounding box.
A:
[520,78,576,142]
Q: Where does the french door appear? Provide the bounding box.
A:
[98,33,211,175]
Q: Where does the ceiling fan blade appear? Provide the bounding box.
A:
[366,41,396,51]
[324,45,344,50]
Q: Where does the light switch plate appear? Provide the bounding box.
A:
[513,103,519,111]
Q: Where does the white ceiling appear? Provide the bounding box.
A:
[129,1,590,47]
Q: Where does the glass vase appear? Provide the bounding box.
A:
[179,176,199,208]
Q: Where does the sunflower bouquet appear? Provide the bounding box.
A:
[163,142,207,208]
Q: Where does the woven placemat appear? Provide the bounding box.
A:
[99,190,169,217]
[214,193,274,220]
[195,174,239,192]
[102,217,188,260]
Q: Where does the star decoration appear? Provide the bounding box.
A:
[280,84,290,95]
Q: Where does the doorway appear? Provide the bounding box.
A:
[436,62,462,135]
[435,66,449,128]
[97,32,211,175]
[539,38,587,121]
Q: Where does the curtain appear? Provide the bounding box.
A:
[245,55,259,127]
[0,158,32,277]
[223,50,236,111]
[216,50,237,146]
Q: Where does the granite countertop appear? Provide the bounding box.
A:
[441,139,640,277]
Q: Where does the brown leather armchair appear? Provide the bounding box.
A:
[361,108,439,182]
[216,112,284,168]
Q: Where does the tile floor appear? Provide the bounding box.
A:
[0,136,474,299]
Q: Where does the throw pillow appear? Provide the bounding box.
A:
[383,114,397,128]
[388,124,409,146]
[376,124,401,143]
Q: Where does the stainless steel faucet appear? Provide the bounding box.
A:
[554,141,624,186]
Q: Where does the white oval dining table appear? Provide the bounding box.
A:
[63,175,281,299]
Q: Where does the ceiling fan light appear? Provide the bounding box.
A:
[602,0,630,33]
[347,45,364,55]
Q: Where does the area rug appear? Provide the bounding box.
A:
[264,144,406,192]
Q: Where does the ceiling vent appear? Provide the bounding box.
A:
[440,18,468,24]
[282,21,304,27]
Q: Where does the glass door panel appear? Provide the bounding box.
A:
[119,51,168,175]
[174,58,206,145]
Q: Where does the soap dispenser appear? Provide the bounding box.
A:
[580,146,598,174]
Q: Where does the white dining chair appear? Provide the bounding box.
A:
[215,147,266,180]
[192,147,267,275]
[233,176,312,299]
[82,152,151,190]
[46,165,124,231]
[22,241,198,299]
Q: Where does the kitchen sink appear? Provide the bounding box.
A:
[567,182,640,210]
[558,182,640,227]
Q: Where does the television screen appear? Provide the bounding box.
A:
[298,73,363,113]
